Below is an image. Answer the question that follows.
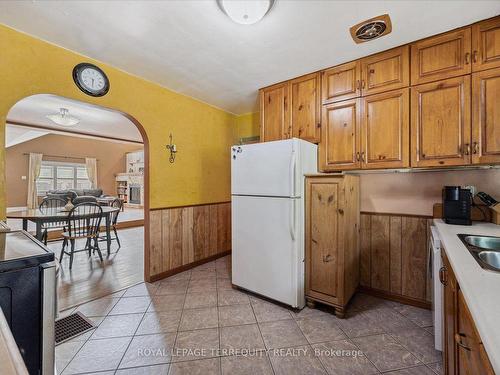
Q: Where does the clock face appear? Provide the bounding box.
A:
[73,63,109,96]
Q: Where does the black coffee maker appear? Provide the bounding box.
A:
[442,186,472,225]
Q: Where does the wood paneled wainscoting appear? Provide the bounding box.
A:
[149,202,231,281]
[359,212,432,309]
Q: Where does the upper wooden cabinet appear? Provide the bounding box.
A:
[319,99,361,171]
[360,46,410,96]
[411,28,472,85]
[411,76,471,167]
[322,61,361,104]
[290,73,321,143]
[472,16,500,72]
[361,88,410,169]
[472,67,500,164]
[260,82,290,142]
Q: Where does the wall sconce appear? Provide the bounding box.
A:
[165,133,177,163]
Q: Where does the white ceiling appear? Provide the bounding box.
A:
[0,1,499,114]
[5,125,48,148]
[7,94,143,142]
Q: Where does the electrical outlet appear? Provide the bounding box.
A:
[21,176,27,180]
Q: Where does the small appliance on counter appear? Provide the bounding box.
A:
[442,186,472,225]
[0,230,56,375]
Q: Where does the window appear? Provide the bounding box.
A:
[36,162,92,195]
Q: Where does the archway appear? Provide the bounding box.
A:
[4,94,151,307]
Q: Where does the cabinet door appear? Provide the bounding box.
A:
[361,88,409,169]
[260,82,290,142]
[442,251,457,375]
[360,46,410,96]
[472,67,500,164]
[319,99,361,171]
[290,73,321,143]
[305,178,342,302]
[472,16,500,72]
[322,61,361,104]
[411,28,472,85]
[411,76,471,167]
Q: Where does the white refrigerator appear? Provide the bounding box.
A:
[231,138,318,308]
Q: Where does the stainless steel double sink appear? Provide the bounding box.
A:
[458,234,500,271]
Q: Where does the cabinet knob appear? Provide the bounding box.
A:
[465,52,471,64]
[323,254,332,263]
[338,208,344,215]
[439,266,447,286]
[472,142,479,154]
[472,50,478,63]
[455,333,471,351]
[463,143,470,156]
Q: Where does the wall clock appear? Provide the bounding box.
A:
[72,63,110,97]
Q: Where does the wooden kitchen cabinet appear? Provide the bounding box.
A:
[305,175,359,318]
[319,99,361,171]
[360,46,410,96]
[410,76,471,168]
[472,67,500,165]
[290,73,321,143]
[411,28,472,85]
[260,82,290,142]
[441,250,494,375]
[472,16,500,72]
[361,88,410,169]
[322,61,361,104]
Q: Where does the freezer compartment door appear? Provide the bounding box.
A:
[231,195,303,307]
[231,139,297,197]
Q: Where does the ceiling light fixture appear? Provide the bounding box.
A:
[217,0,275,25]
[46,108,80,127]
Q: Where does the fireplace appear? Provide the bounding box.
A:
[129,184,141,204]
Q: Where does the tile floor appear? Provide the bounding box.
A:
[57,256,443,375]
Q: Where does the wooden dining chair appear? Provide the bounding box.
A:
[60,202,103,269]
[39,197,67,245]
[97,198,123,250]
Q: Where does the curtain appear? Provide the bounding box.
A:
[85,157,98,189]
[27,153,43,209]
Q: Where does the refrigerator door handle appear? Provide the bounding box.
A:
[290,199,296,241]
[289,150,296,197]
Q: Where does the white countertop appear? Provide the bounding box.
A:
[433,219,500,372]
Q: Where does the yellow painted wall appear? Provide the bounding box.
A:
[0,24,239,218]
[234,112,259,140]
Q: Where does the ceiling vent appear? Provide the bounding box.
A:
[350,14,392,44]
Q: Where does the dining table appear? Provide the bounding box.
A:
[6,206,120,254]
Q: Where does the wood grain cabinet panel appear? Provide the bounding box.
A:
[290,73,321,143]
[260,82,290,142]
[361,88,410,169]
[305,175,360,318]
[411,28,472,85]
[411,76,471,167]
[472,16,500,72]
[472,67,500,164]
[319,99,361,171]
[442,250,458,375]
[360,46,410,95]
[321,61,361,104]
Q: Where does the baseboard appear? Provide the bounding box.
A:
[149,250,231,283]
[358,286,432,310]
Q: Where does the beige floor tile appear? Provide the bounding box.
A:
[148,294,186,312]
[218,289,250,306]
[391,327,442,364]
[334,310,385,338]
[169,357,221,375]
[252,301,293,323]
[383,365,436,375]
[393,304,434,328]
[312,339,379,375]
[109,296,151,315]
[353,333,421,372]
[184,291,217,309]
[269,345,326,375]
[348,293,397,311]
[179,307,219,331]
[216,278,233,290]
[136,310,182,335]
[55,340,85,373]
[363,306,418,333]
[221,354,273,375]
[187,277,217,292]
[91,313,143,339]
[63,336,132,374]
[259,320,308,349]
[123,282,158,298]
[163,270,191,282]
[191,268,217,280]
[119,333,176,368]
[291,307,333,321]
[116,364,170,374]
[74,297,120,317]
[427,361,444,375]
[156,280,189,295]
[296,316,347,344]
[173,328,220,362]
[219,304,256,327]
[220,324,265,352]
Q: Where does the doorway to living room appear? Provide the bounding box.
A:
[5,94,149,309]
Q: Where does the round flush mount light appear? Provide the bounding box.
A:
[46,108,80,127]
[217,0,275,25]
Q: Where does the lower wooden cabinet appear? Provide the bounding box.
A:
[441,250,494,375]
[305,175,360,318]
